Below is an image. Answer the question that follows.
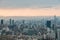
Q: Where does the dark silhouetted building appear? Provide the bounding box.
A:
[10,19,15,25]
[1,19,4,24]
[10,19,12,25]
[46,20,51,28]
[12,20,14,25]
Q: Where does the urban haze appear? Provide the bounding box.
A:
[0,16,60,40]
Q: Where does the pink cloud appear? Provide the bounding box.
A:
[0,8,60,16]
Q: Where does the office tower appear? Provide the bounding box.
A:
[54,15,57,30]
[9,19,14,25]
[46,20,51,28]
[1,19,3,24]
[10,19,11,25]
[12,20,14,25]
[57,29,60,40]
[22,20,25,24]
[54,15,58,40]
[42,17,45,27]
[52,24,54,30]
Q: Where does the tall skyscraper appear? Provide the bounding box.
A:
[22,20,25,24]
[57,29,60,40]
[54,15,58,40]
[1,19,3,25]
[12,20,14,25]
[9,19,14,25]
[10,19,12,25]
[54,15,57,30]
[46,20,51,28]
[52,24,55,30]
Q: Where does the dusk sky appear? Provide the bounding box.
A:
[0,0,60,16]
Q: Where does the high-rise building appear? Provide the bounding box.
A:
[57,29,60,40]
[1,19,3,24]
[9,19,14,25]
[12,20,14,25]
[22,20,25,24]
[10,19,12,25]
[52,24,55,30]
[54,15,57,30]
[54,16,58,40]
[46,20,51,28]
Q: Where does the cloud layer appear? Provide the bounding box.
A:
[0,0,60,16]
[0,0,60,8]
[0,8,60,16]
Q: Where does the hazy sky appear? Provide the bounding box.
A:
[0,0,60,16]
[0,0,60,8]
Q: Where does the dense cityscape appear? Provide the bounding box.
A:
[0,16,60,40]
